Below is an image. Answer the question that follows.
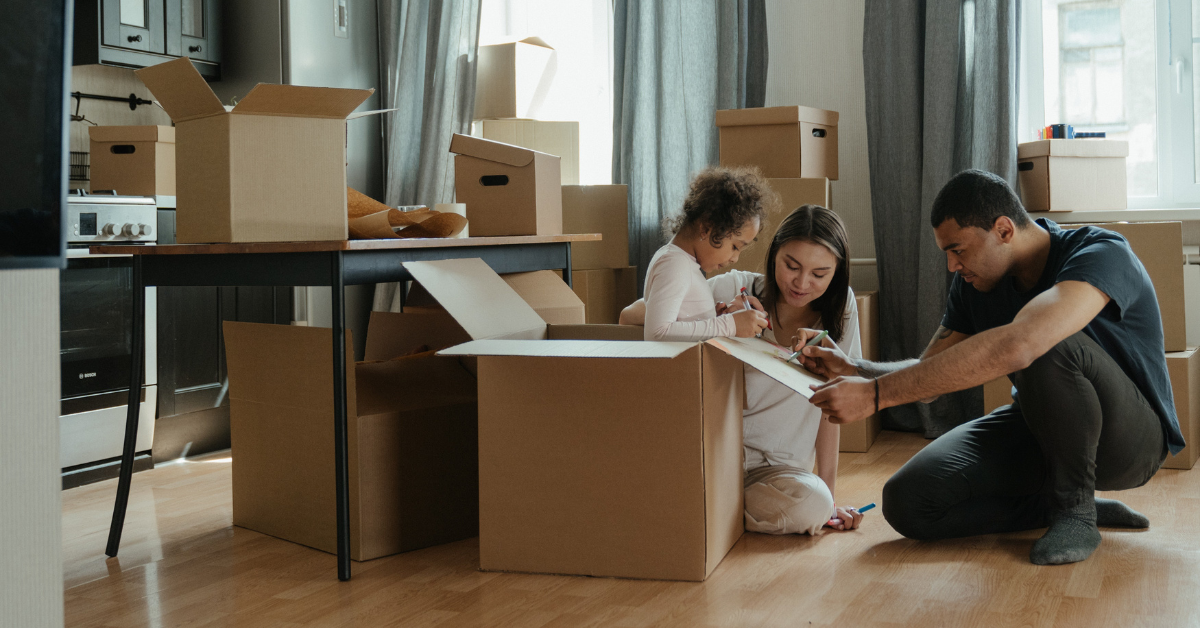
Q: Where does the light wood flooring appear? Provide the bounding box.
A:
[63,431,1200,627]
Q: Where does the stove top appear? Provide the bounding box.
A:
[67,190,158,244]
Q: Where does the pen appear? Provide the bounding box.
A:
[784,329,828,363]
[740,287,771,332]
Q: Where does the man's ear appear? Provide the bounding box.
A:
[993,216,1017,243]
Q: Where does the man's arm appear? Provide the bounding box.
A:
[810,281,1111,423]
[850,325,971,378]
[796,324,970,379]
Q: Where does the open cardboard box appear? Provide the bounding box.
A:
[474,36,557,120]
[223,315,479,562]
[411,259,825,581]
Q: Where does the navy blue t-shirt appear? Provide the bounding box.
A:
[941,218,1184,455]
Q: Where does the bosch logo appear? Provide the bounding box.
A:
[79,372,97,380]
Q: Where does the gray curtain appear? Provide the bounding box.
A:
[373,0,481,312]
[863,0,1019,436]
[612,0,767,293]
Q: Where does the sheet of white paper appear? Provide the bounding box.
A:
[706,336,825,399]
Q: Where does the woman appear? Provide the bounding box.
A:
[621,204,865,535]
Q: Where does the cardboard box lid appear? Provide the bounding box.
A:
[135,57,228,123]
[403,258,547,340]
[439,338,695,359]
[481,35,554,50]
[705,337,823,399]
[1017,139,1129,159]
[715,105,839,128]
[88,125,175,143]
[501,271,585,325]
[449,133,553,167]
[232,83,374,120]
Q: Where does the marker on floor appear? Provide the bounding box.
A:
[828,503,877,528]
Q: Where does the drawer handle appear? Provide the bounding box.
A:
[127,34,143,43]
[110,145,136,155]
[812,128,827,138]
[1018,161,1034,172]
[480,175,509,187]
[189,45,202,53]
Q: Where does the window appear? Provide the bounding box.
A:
[1021,0,1200,206]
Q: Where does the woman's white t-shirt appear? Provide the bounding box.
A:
[707,270,862,473]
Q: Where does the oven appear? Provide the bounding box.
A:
[60,191,158,487]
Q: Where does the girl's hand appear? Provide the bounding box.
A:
[732,308,769,337]
[736,293,766,315]
[826,505,865,531]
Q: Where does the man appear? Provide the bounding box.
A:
[797,169,1182,565]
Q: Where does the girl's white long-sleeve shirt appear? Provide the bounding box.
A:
[642,243,738,341]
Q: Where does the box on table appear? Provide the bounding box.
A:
[1018,140,1128,212]
[88,125,176,196]
[450,133,562,237]
[474,37,556,120]
[841,291,882,453]
[568,266,638,324]
[716,106,839,180]
[1164,348,1200,470]
[478,119,579,185]
[1061,221,1184,351]
[418,258,826,581]
[726,178,831,275]
[135,58,374,243]
[223,314,478,561]
[562,184,629,270]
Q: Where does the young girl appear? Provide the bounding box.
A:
[642,167,771,342]
[625,204,864,535]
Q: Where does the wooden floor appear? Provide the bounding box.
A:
[63,431,1200,627]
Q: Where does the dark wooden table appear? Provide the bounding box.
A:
[97,234,600,581]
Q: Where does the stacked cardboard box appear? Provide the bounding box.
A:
[561,185,637,323]
[1017,140,1128,211]
[840,291,882,452]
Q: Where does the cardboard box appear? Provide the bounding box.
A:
[840,291,882,452]
[1061,221,1184,351]
[1164,348,1200,470]
[983,376,1014,415]
[725,178,832,275]
[405,258,826,580]
[478,119,579,185]
[562,184,629,270]
[88,125,176,196]
[570,266,638,324]
[223,315,479,561]
[1018,140,1128,211]
[716,106,839,180]
[135,57,373,243]
[500,270,585,324]
[475,37,556,120]
[450,134,562,237]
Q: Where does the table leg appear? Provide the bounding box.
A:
[106,255,146,557]
[331,252,352,580]
[563,243,572,288]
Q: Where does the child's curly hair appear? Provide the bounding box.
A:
[663,166,775,247]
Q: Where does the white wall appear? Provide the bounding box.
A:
[0,269,64,627]
[764,0,877,292]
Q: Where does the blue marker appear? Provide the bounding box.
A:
[828,502,876,527]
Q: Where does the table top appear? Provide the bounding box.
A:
[93,233,601,256]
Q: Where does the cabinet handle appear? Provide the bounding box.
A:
[127,35,143,43]
[189,45,202,53]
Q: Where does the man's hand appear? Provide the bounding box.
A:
[810,376,876,424]
[791,329,858,378]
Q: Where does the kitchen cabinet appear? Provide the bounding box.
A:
[75,0,221,79]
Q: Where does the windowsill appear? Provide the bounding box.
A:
[1029,207,1200,222]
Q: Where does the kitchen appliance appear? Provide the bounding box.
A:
[60,190,157,488]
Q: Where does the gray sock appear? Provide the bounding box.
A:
[1095,498,1149,528]
[1030,499,1101,566]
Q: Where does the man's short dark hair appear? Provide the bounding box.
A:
[930,169,1032,231]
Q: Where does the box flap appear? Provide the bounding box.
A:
[705,337,824,399]
[1017,139,1129,159]
[134,57,226,122]
[364,310,471,361]
[355,351,477,415]
[232,84,374,119]
[715,105,839,128]
[88,125,175,143]
[449,133,537,167]
[501,271,585,325]
[439,338,694,359]
[403,258,547,340]
[481,35,554,49]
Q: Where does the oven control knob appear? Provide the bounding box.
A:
[101,223,120,236]
[137,224,153,237]
[120,223,137,237]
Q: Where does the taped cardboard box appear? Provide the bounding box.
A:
[841,291,882,452]
[88,125,175,196]
[1018,140,1128,211]
[1164,348,1200,470]
[1061,221,1184,351]
[451,134,562,237]
[716,106,839,180]
[562,184,629,270]
[475,37,556,120]
[418,258,827,580]
[478,119,579,185]
[727,178,831,275]
[569,266,638,324]
[223,315,478,561]
[135,58,374,243]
